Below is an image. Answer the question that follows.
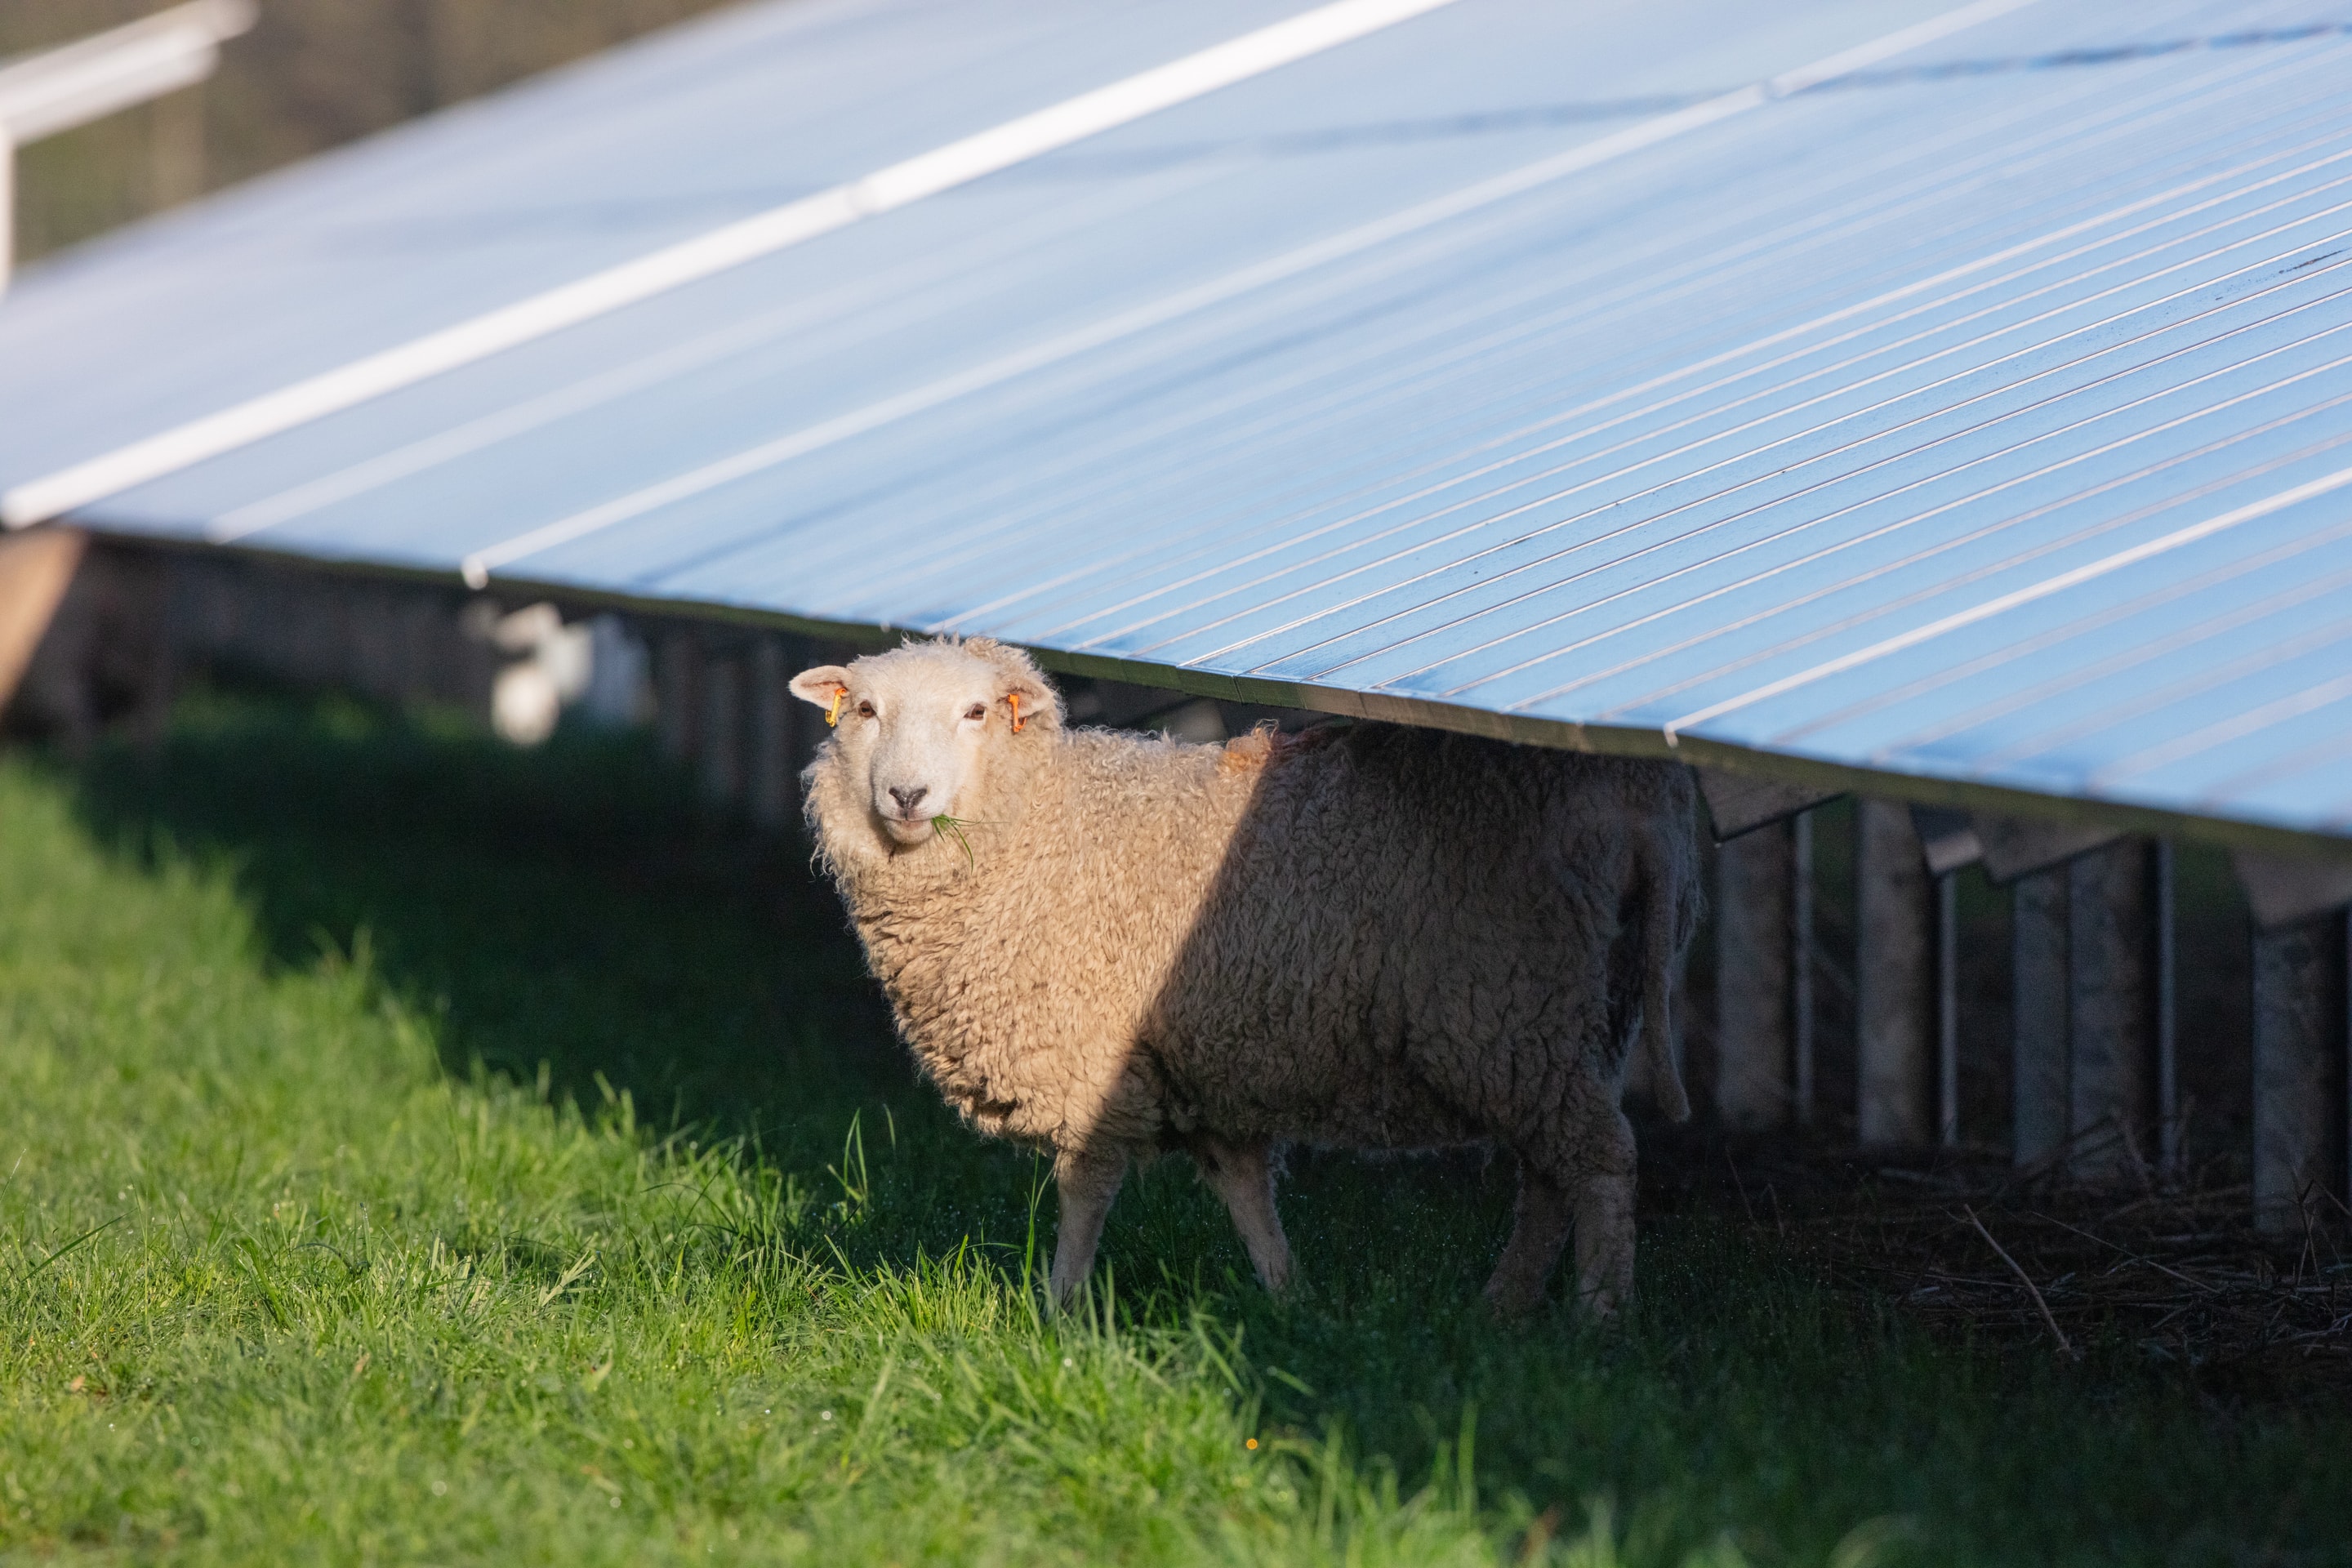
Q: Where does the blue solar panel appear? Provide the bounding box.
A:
[2,0,2347,845]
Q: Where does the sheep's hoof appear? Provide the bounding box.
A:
[1481,1275,1626,1322]
[1481,1276,1546,1321]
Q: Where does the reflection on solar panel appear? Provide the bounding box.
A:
[1,0,2347,847]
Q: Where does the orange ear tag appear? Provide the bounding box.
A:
[1008,693,1026,734]
[825,688,846,727]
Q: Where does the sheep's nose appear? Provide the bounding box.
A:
[889,785,929,814]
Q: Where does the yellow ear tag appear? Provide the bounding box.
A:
[1008,693,1026,734]
[825,688,846,727]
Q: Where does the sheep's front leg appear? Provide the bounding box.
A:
[1048,1147,1127,1307]
[1192,1137,1292,1293]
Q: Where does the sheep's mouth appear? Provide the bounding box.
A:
[881,813,935,845]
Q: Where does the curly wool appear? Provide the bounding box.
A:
[800,638,1699,1313]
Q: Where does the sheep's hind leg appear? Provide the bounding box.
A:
[1192,1137,1292,1293]
[1048,1147,1127,1309]
[1569,1160,1637,1318]
[1482,1161,1574,1317]
[1565,1108,1640,1318]
[1487,1109,1637,1319]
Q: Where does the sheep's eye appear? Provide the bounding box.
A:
[964,704,987,721]
[857,701,875,719]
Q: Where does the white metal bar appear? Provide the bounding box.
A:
[1,124,13,298]
[0,35,212,143]
[0,1,251,142]
[0,0,1470,532]
[0,0,253,300]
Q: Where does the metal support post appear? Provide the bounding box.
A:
[747,635,799,833]
[1911,797,1989,1152]
[1793,809,1816,1129]
[1937,871,1959,1147]
[2156,840,2180,1180]
[2250,911,2345,1234]
[1717,819,1794,1129]
[347,583,399,705]
[698,645,742,808]
[1857,800,1932,1146]
[149,84,206,208]
[2066,840,2158,1183]
[654,625,697,765]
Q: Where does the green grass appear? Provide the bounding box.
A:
[1,689,2346,1565]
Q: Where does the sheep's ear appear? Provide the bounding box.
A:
[982,657,1058,728]
[789,666,853,709]
[998,669,1058,733]
[964,639,1060,731]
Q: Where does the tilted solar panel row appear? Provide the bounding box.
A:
[0,0,2345,847]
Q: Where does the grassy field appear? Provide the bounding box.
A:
[2,689,2348,1566]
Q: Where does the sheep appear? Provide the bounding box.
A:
[474,603,646,746]
[790,637,1699,1316]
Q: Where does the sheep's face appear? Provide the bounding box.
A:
[791,642,1052,850]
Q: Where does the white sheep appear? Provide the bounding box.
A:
[479,604,647,746]
[791,638,1698,1316]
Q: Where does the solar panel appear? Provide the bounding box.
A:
[1,0,2346,847]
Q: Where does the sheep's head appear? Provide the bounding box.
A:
[790,638,1059,850]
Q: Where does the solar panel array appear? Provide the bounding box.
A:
[2,0,2348,846]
